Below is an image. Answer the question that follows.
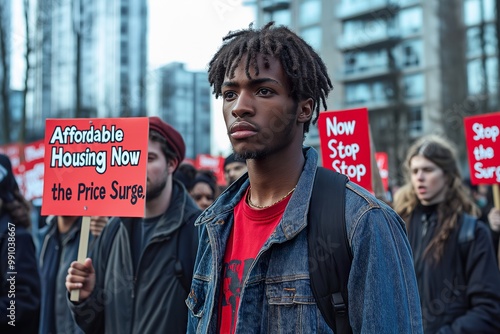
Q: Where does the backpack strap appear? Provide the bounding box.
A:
[458,214,477,244]
[458,214,477,263]
[307,167,352,333]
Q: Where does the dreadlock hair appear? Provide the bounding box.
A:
[393,134,480,265]
[208,22,333,134]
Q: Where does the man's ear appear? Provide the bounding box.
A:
[167,159,178,174]
[298,98,313,123]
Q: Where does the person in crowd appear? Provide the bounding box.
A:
[39,215,108,334]
[487,207,500,264]
[465,180,500,264]
[393,134,500,333]
[174,162,198,191]
[186,22,423,333]
[223,152,247,185]
[189,170,217,211]
[0,153,41,334]
[65,117,201,334]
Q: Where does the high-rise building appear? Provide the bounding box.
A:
[255,0,498,183]
[0,0,12,144]
[30,0,148,140]
[148,62,212,160]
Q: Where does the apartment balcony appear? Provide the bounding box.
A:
[337,0,400,20]
[261,0,290,12]
[344,97,398,112]
[339,64,399,83]
[338,30,401,51]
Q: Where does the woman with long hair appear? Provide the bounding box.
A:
[394,135,500,333]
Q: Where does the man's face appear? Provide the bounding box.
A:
[146,139,171,201]
[224,161,247,184]
[221,54,305,160]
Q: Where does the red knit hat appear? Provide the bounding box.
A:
[149,116,186,167]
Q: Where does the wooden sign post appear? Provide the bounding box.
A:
[41,117,149,301]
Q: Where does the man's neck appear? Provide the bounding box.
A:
[145,180,173,218]
[246,146,305,204]
[57,216,79,234]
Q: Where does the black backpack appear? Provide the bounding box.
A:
[307,167,351,333]
[307,167,478,334]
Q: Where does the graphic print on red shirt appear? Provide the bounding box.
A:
[218,187,292,334]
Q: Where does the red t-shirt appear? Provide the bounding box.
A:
[218,187,292,334]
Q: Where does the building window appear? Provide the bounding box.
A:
[484,24,497,54]
[466,27,482,57]
[397,39,422,68]
[345,80,394,105]
[263,9,291,26]
[403,73,424,99]
[468,58,483,94]
[469,57,499,96]
[342,16,396,47]
[344,48,389,74]
[299,0,321,26]
[464,0,494,25]
[301,26,322,52]
[464,0,481,25]
[467,24,497,57]
[408,106,422,134]
[399,6,422,36]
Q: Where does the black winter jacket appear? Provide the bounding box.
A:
[0,213,41,334]
[69,180,201,334]
[409,205,500,334]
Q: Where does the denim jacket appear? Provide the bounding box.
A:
[186,147,423,333]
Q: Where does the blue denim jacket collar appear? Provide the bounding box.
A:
[197,146,317,244]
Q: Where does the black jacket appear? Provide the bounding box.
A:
[409,206,500,334]
[0,213,41,334]
[70,180,201,334]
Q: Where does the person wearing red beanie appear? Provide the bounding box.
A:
[148,116,185,170]
[66,117,201,334]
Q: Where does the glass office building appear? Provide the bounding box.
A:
[30,0,148,140]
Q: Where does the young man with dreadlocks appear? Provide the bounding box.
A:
[186,22,423,333]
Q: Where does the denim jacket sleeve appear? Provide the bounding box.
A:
[348,206,424,333]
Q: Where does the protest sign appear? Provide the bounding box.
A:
[41,118,149,217]
[195,154,226,186]
[375,152,389,192]
[318,108,372,192]
[23,140,45,201]
[464,112,500,209]
[464,113,500,185]
[42,117,148,302]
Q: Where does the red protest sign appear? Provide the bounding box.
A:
[318,108,372,192]
[195,154,226,186]
[375,152,389,192]
[41,118,149,217]
[23,140,45,201]
[464,112,500,185]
